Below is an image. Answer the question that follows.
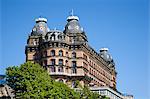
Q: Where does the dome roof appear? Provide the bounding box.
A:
[31,17,49,36]
[65,18,83,33]
[64,11,83,33]
[100,48,113,62]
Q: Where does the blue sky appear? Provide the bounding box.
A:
[0,0,149,99]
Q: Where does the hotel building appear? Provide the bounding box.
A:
[25,13,117,90]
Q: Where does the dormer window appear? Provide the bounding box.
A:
[51,33,55,41]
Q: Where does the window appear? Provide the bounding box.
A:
[66,68,69,73]
[50,66,56,72]
[58,79,63,83]
[51,50,55,56]
[59,59,63,66]
[72,81,77,88]
[43,60,47,66]
[51,59,55,65]
[29,48,32,52]
[72,68,77,73]
[72,61,77,73]
[72,52,76,58]
[51,33,55,41]
[83,54,87,60]
[43,51,47,57]
[33,39,38,45]
[59,50,63,56]
[72,61,76,68]
[83,62,87,67]
[58,66,63,72]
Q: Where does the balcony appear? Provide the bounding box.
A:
[49,72,85,77]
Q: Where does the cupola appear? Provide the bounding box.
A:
[100,48,113,63]
[64,10,83,34]
[31,17,50,36]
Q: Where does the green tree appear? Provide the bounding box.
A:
[79,86,110,99]
[6,62,109,99]
[81,85,100,99]
[76,81,109,99]
[100,95,110,99]
[6,62,79,99]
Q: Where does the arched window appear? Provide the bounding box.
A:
[58,66,63,72]
[72,61,76,68]
[43,60,47,66]
[59,50,63,56]
[58,35,62,40]
[50,66,56,72]
[51,33,55,41]
[33,39,38,45]
[58,79,64,83]
[72,52,76,58]
[51,50,55,56]
[72,81,77,88]
[51,59,55,65]
[59,59,63,66]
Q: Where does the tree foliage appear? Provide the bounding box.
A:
[79,85,100,99]
[6,62,79,99]
[76,81,109,99]
[6,62,109,99]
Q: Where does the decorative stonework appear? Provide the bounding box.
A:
[25,14,117,89]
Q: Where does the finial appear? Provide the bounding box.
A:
[67,9,79,21]
[71,9,74,16]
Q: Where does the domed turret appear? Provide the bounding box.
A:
[100,48,113,62]
[63,10,88,43]
[64,10,83,34]
[31,17,50,36]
